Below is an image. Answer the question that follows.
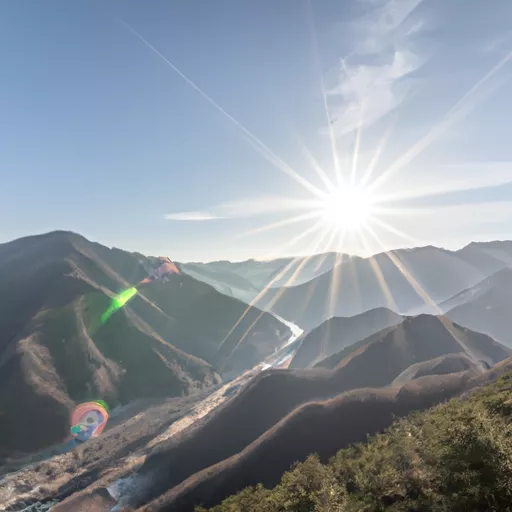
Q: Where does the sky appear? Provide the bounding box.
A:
[1,0,512,262]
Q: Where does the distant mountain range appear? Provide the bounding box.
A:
[2,231,512,512]
[183,241,512,330]
[180,252,340,305]
[444,267,512,347]
[0,231,290,459]
[50,318,511,511]
[81,314,507,510]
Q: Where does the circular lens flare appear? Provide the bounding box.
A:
[319,183,374,231]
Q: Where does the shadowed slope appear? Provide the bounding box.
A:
[142,363,512,511]
[290,307,402,369]
[62,315,509,510]
[446,267,512,348]
[314,314,510,375]
[391,352,483,387]
[0,231,290,459]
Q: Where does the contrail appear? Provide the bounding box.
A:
[119,19,324,198]
[306,0,341,186]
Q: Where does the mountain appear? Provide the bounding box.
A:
[180,253,340,305]
[0,231,290,459]
[445,267,512,348]
[188,253,340,288]
[140,371,484,511]
[190,362,512,512]
[391,352,483,387]
[184,242,512,332]
[289,308,403,369]
[455,240,512,275]
[313,314,510,375]
[52,359,512,511]
[63,315,507,510]
[256,246,489,330]
[4,316,510,510]
[179,262,260,304]
[440,271,501,312]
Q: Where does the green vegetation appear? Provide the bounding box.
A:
[198,373,512,511]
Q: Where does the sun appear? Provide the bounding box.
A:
[317,183,375,231]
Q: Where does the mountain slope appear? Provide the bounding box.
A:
[289,308,403,369]
[259,246,487,330]
[184,242,510,332]
[445,267,512,348]
[0,231,290,458]
[313,314,510,375]
[0,231,290,371]
[143,370,483,511]
[319,315,511,387]
[391,352,483,387]
[188,253,340,289]
[75,316,510,510]
[195,365,512,512]
[179,262,260,305]
[454,240,512,275]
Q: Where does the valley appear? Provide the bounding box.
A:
[1,232,512,511]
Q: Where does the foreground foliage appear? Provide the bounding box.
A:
[198,373,512,511]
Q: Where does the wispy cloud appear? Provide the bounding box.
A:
[165,196,315,222]
[164,211,222,221]
[329,0,425,135]
[479,31,512,55]
[390,200,512,242]
[377,161,512,201]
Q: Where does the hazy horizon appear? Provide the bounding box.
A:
[5,228,510,265]
[2,0,512,261]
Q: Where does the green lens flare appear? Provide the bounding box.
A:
[93,400,110,413]
[101,287,138,325]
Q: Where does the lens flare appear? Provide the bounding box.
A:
[101,287,138,325]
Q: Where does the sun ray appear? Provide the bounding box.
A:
[261,218,327,261]
[358,226,399,312]
[241,133,327,198]
[299,142,336,191]
[215,218,327,359]
[360,110,399,188]
[312,228,349,364]
[369,215,423,246]
[364,224,480,361]
[347,241,363,314]
[219,226,332,370]
[369,47,512,193]
[327,228,348,320]
[312,233,338,273]
[119,18,325,200]
[237,211,321,238]
[350,100,366,185]
[293,227,340,328]
[306,0,343,184]
[365,224,436,310]
[214,255,306,357]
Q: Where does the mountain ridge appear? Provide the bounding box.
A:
[289,307,403,369]
[0,231,291,460]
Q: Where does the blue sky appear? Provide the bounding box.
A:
[1,0,512,261]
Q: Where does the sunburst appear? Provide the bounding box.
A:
[120,16,512,369]
[315,182,376,232]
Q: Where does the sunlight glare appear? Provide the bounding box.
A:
[318,183,374,231]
